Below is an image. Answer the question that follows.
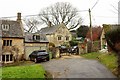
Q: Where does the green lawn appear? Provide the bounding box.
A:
[81,52,101,60]
[81,52,118,76]
[2,64,45,79]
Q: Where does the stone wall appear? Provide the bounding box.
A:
[46,25,72,47]
[78,42,88,54]
[2,38,24,61]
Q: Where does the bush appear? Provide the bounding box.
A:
[69,41,77,46]
[49,51,53,59]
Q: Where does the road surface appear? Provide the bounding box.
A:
[41,55,116,78]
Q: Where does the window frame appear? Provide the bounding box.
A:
[2,54,13,63]
[1,24,10,31]
[58,36,62,41]
[66,36,69,41]
[3,40,12,46]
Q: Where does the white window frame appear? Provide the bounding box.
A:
[58,36,62,41]
[33,35,40,41]
[1,24,10,31]
[2,53,13,63]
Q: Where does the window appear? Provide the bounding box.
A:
[2,54,13,62]
[36,36,40,40]
[3,40,12,46]
[1,24,10,31]
[58,36,62,40]
[33,35,40,40]
[66,36,69,41]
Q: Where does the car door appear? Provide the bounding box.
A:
[30,51,37,60]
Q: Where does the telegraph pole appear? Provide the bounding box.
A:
[89,8,93,52]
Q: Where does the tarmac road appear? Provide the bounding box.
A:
[41,55,117,78]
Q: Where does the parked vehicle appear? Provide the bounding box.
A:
[68,46,78,54]
[59,46,68,53]
[29,50,49,63]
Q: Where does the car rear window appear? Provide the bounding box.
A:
[37,52,48,55]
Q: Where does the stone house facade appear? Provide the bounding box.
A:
[0,13,24,63]
[40,23,72,47]
[0,13,50,63]
[100,28,107,50]
[24,32,49,60]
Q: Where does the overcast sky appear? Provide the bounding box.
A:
[0,0,119,26]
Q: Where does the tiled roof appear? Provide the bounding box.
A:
[40,23,65,34]
[0,20,24,38]
[25,32,49,43]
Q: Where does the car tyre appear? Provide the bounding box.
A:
[34,58,38,63]
[46,57,50,61]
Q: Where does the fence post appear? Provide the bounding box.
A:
[78,43,81,55]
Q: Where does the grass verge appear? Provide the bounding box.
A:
[81,52,118,76]
[2,64,45,79]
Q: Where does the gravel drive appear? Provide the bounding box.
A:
[41,55,117,78]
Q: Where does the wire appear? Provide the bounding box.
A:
[94,16,117,18]
[0,10,88,19]
[110,4,118,11]
[91,0,99,10]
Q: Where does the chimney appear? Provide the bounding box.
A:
[48,21,52,27]
[17,12,21,21]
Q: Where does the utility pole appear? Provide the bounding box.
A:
[89,8,93,52]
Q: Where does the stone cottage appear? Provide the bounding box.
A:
[0,13,24,63]
[40,23,72,47]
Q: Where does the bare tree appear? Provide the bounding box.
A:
[38,2,83,30]
[23,17,40,33]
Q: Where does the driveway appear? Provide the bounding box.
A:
[41,55,116,78]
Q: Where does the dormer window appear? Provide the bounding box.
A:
[1,24,10,31]
[33,35,40,41]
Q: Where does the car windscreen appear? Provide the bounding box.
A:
[37,52,48,55]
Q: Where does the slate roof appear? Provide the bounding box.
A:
[25,32,49,43]
[40,23,65,34]
[0,20,24,38]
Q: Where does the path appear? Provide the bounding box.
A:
[41,55,116,78]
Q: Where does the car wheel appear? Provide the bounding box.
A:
[34,58,37,63]
[46,57,50,61]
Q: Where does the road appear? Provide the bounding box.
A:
[41,55,116,78]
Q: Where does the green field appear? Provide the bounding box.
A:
[81,52,118,75]
[2,64,45,79]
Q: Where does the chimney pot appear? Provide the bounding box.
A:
[17,12,21,21]
[48,21,52,27]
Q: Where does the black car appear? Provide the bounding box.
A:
[68,46,78,53]
[29,50,49,63]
